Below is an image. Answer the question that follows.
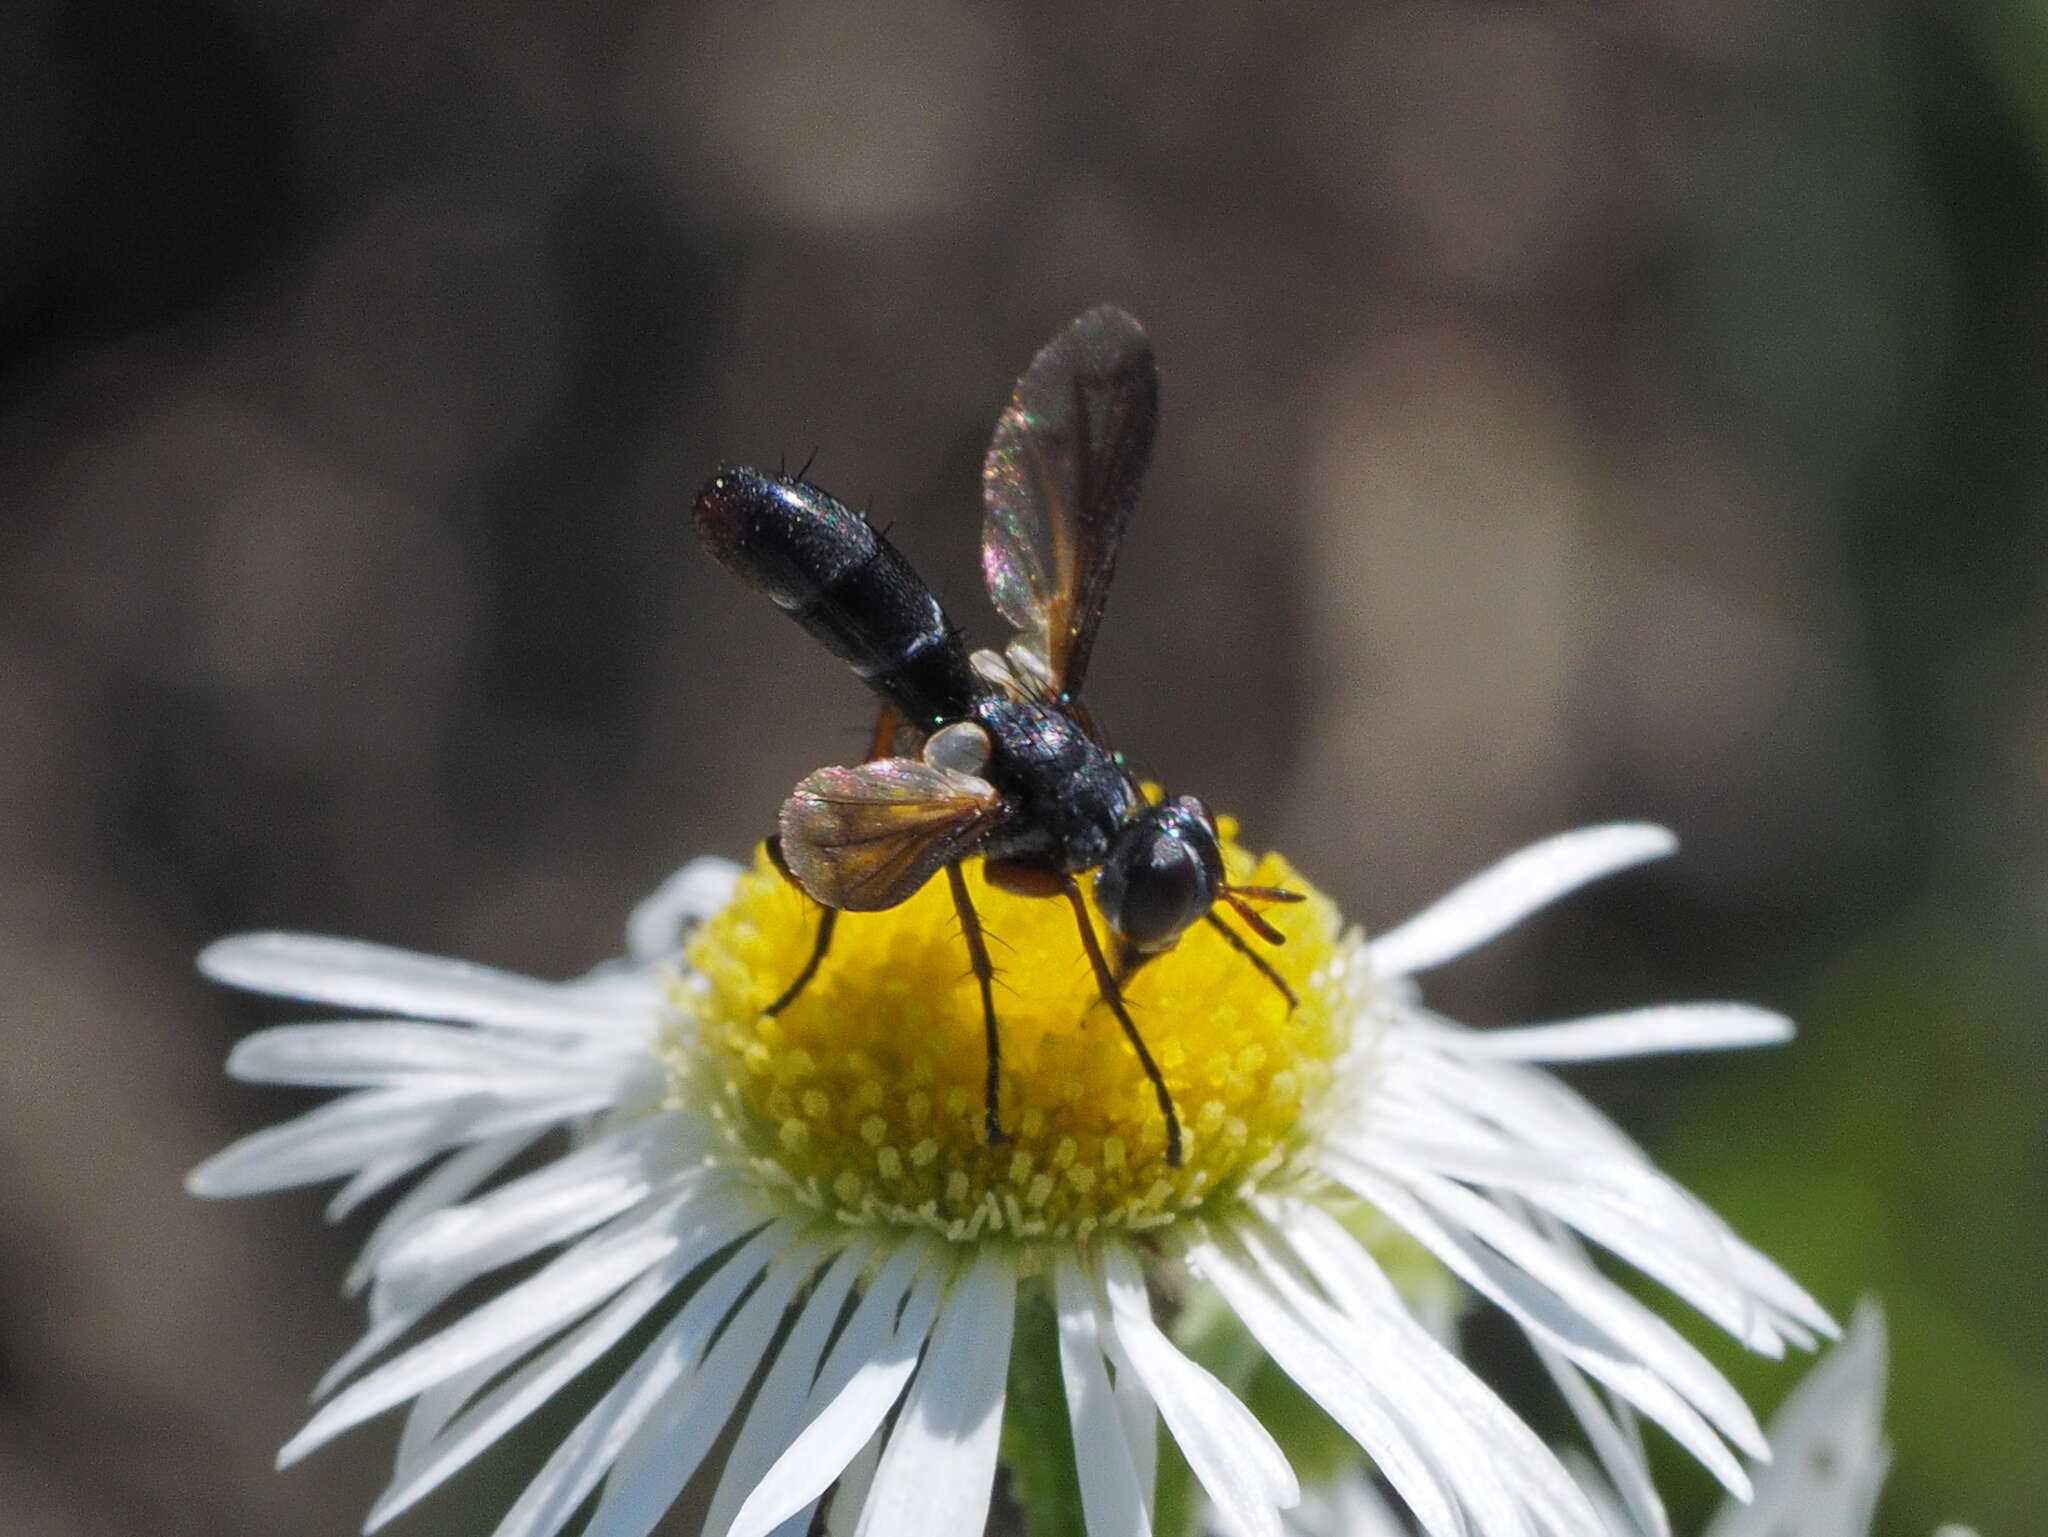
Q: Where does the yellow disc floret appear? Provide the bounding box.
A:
[669,821,1360,1244]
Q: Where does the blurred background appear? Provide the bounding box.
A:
[2,1,2043,1533]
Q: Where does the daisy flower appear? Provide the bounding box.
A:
[190,821,1829,1537]
[1281,1302,1979,1537]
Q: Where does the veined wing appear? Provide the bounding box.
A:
[981,305,1158,698]
[779,758,1005,911]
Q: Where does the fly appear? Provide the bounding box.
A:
[691,305,1299,1167]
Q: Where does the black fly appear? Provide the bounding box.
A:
[691,306,1299,1167]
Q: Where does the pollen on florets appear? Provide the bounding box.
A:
[665,822,1364,1244]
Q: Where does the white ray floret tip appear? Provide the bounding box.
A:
[1369,824,1679,980]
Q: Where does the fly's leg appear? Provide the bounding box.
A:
[761,706,897,1018]
[945,861,1008,1149]
[763,834,839,1017]
[1201,910,1297,1012]
[864,703,899,760]
[1063,876,1183,1168]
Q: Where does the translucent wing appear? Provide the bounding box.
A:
[969,641,1057,704]
[779,758,1005,911]
[981,305,1158,697]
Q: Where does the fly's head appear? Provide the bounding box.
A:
[1094,795,1226,954]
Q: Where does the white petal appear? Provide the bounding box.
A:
[373,1112,698,1293]
[366,1249,694,1531]
[199,933,633,1032]
[225,1021,588,1086]
[701,1239,876,1537]
[1386,1161,1761,1446]
[344,1131,546,1298]
[1327,1157,1758,1496]
[1536,1341,1670,1537]
[1187,1236,1468,1537]
[1556,1449,1642,1537]
[1702,1301,1890,1537]
[1053,1252,1150,1537]
[1341,1125,1598,1192]
[1725,1241,1837,1346]
[1282,1474,1412,1537]
[188,1083,611,1197]
[393,1351,509,1488]
[1441,1005,1794,1063]
[1509,1179,1801,1357]
[1368,826,1678,978]
[1358,1045,1831,1352]
[316,1296,451,1405]
[489,1220,794,1537]
[582,1235,834,1537]
[1349,1111,1806,1358]
[1100,1245,1296,1537]
[281,1189,734,1466]
[851,1247,1016,1537]
[728,1246,949,1537]
[626,857,743,963]
[325,1151,432,1221]
[1269,1202,1602,1537]
[1093,1292,1159,1507]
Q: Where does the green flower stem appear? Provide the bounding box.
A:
[1004,1282,1086,1537]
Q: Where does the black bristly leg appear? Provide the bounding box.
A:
[1062,876,1183,1168]
[763,833,838,1018]
[765,905,837,1018]
[946,862,1008,1149]
[762,705,896,1020]
[1201,910,1297,1013]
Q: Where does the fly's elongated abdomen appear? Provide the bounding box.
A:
[693,468,979,728]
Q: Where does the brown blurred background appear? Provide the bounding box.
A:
[2,2,2043,1533]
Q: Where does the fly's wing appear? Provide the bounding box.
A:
[779,758,1005,911]
[969,641,1057,704]
[981,305,1158,698]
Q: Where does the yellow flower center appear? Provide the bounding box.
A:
[668,822,1358,1243]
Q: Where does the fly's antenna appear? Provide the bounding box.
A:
[1219,884,1306,946]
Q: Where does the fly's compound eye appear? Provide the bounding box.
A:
[1096,796,1225,953]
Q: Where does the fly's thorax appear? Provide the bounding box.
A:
[671,832,1363,1245]
[970,697,1134,873]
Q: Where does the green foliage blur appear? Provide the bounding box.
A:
[1648,9,2048,1531]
